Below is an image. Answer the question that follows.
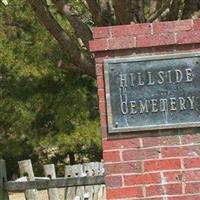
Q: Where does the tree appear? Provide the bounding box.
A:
[25,0,200,78]
[0,0,101,177]
[1,0,200,177]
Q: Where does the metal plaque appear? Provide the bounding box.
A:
[104,52,200,133]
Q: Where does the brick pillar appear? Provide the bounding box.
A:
[90,19,200,200]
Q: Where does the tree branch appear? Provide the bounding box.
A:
[113,0,133,24]
[0,0,8,7]
[132,0,139,22]
[85,0,102,25]
[193,10,200,19]
[136,0,146,23]
[147,0,171,22]
[99,0,114,25]
[132,0,146,23]
[182,0,199,19]
[57,60,87,75]
[149,0,163,15]
[52,0,92,50]
[27,0,95,78]
[166,0,181,21]
[149,0,157,14]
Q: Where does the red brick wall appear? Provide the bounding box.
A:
[90,19,200,200]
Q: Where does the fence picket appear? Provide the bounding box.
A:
[65,164,84,200]
[18,159,38,200]
[2,160,105,200]
[0,159,9,200]
[83,162,105,200]
[93,162,101,200]
[73,165,84,200]
[43,164,60,200]
[97,162,106,200]
[64,165,75,200]
[83,163,95,200]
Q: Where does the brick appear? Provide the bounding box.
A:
[193,43,200,51]
[92,27,110,39]
[177,30,200,44]
[106,186,143,199]
[184,170,200,182]
[97,89,105,102]
[134,47,154,55]
[152,45,176,53]
[165,183,182,195]
[105,175,122,188]
[146,185,164,197]
[137,34,159,47]
[123,148,160,161]
[94,51,109,63]
[156,33,176,46]
[105,161,142,175]
[175,44,195,52]
[89,38,108,52]
[99,100,106,114]
[103,138,140,150]
[111,23,151,37]
[101,126,108,139]
[90,20,200,200]
[100,113,107,127]
[137,33,175,48]
[95,64,104,76]
[164,171,184,183]
[124,173,161,186]
[109,36,136,50]
[162,146,200,158]
[145,198,163,200]
[185,182,200,193]
[112,49,135,57]
[169,195,200,200]
[193,18,200,30]
[103,151,120,162]
[144,159,181,172]
[96,75,104,89]
[143,135,180,148]
[164,170,200,183]
[153,20,193,33]
[181,134,200,145]
[184,157,200,169]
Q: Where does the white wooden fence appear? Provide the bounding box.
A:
[0,159,105,200]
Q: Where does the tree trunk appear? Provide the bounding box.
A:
[85,0,103,25]
[99,0,114,25]
[182,0,199,19]
[166,0,181,21]
[27,0,96,78]
[52,0,92,49]
[113,0,133,24]
[69,153,75,165]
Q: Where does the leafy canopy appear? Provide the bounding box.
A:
[0,0,101,177]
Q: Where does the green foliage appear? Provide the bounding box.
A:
[0,0,101,177]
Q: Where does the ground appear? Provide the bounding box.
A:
[9,189,65,200]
